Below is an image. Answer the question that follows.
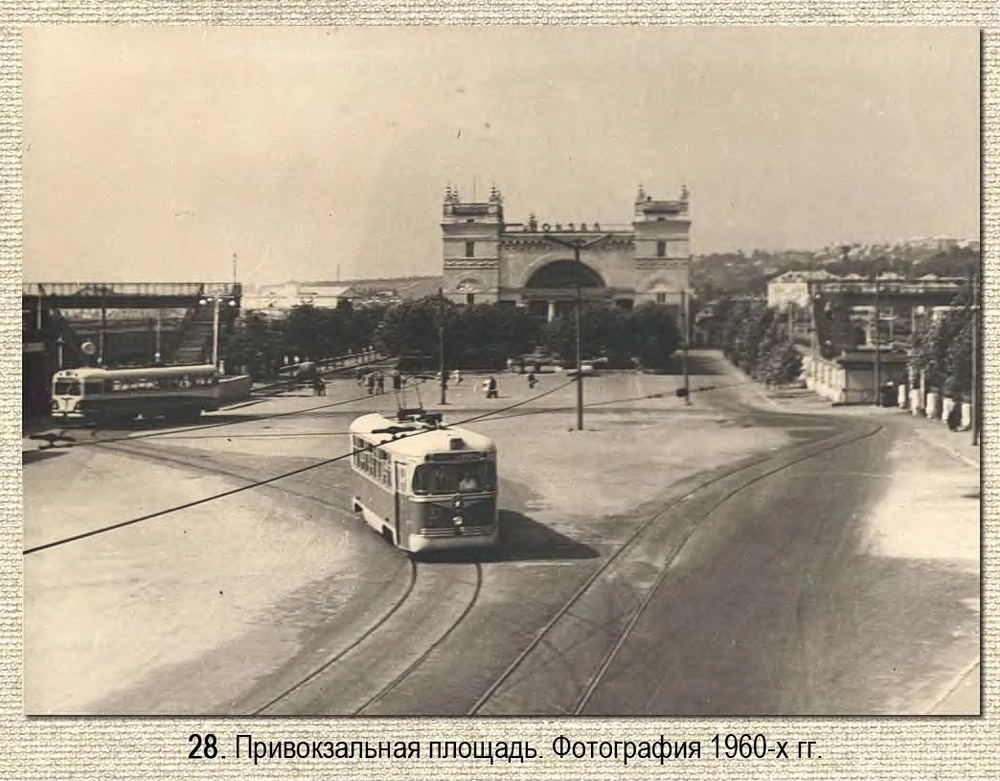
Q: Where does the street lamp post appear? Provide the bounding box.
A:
[199,294,238,371]
[541,233,611,431]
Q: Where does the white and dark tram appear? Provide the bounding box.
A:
[348,409,499,553]
[51,364,221,425]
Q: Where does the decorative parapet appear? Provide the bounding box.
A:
[443,258,500,269]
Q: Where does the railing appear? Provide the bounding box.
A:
[22,282,241,298]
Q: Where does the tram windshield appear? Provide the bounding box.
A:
[54,379,81,396]
[412,460,496,495]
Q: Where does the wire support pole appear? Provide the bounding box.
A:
[541,233,611,432]
[438,287,447,405]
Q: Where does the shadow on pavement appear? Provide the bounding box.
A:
[22,449,69,465]
[416,510,599,564]
[491,510,600,561]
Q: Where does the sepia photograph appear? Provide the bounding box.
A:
[21,25,980,717]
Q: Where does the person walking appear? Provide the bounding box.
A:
[947,396,963,431]
[366,372,376,395]
[486,375,499,399]
[391,369,402,392]
[376,371,385,395]
[527,371,538,390]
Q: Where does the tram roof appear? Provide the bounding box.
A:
[349,412,496,457]
[53,364,218,379]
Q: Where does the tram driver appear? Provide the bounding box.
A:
[458,469,480,493]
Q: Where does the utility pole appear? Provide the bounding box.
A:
[98,299,107,367]
[573,243,585,429]
[680,289,691,405]
[873,275,881,405]
[972,271,979,446]
[211,296,221,368]
[540,233,611,431]
[438,287,447,405]
[154,309,162,363]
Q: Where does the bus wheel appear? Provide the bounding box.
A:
[381,527,395,547]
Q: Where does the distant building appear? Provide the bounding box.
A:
[242,281,356,315]
[766,270,970,404]
[766,269,840,311]
[441,184,691,319]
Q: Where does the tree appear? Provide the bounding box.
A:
[373,296,450,367]
[629,303,681,371]
[223,311,285,378]
[910,286,973,398]
[760,338,803,386]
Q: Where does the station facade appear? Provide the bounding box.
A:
[441,185,691,319]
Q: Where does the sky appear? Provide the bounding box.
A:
[22,26,979,286]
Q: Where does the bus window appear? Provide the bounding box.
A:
[84,380,104,396]
[54,379,81,396]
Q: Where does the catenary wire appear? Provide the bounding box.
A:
[23,378,576,555]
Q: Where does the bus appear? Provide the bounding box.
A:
[348,409,499,553]
[51,364,221,425]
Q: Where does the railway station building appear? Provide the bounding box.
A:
[441,185,691,319]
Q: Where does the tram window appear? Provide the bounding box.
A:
[412,461,495,495]
[84,380,104,395]
[54,379,81,396]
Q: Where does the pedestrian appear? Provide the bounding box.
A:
[527,371,538,390]
[366,372,376,395]
[947,398,963,431]
[486,375,499,399]
[313,376,326,396]
[506,357,514,372]
[376,371,385,395]
[391,369,402,391]
[452,369,463,385]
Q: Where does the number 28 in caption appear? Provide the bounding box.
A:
[189,733,221,760]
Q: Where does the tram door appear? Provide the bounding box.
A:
[394,463,406,546]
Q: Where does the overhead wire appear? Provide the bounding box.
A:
[23,377,575,556]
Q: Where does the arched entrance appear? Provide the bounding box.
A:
[523,260,608,320]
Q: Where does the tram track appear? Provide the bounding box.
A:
[83,433,487,716]
[34,368,881,715]
[253,562,484,716]
[467,419,885,716]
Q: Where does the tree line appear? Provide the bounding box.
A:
[716,297,803,386]
[909,286,974,399]
[223,297,683,379]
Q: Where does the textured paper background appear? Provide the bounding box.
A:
[2,5,995,780]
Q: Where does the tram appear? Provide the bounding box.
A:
[51,364,221,425]
[348,409,499,553]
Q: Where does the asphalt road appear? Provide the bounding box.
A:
[23,351,979,715]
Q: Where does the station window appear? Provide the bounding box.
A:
[656,292,667,304]
[466,293,476,305]
[656,240,666,257]
[465,241,475,257]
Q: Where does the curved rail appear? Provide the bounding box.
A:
[467,421,884,715]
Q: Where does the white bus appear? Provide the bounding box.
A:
[51,364,221,425]
[348,409,499,553]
